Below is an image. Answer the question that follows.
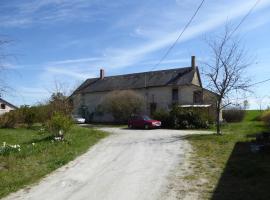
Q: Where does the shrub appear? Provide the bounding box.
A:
[223,108,246,122]
[152,109,172,128]
[0,111,17,128]
[261,111,270,127]
[100,90,144,122]
[26,93,73,125]
[46,112,73,138]
[31,105,50,124]
[170,107,210,129]
[0,93,73,129]
[153,106,211,129]
[1,106,38,128]
[48,92,73,116]
[18,106,36,128]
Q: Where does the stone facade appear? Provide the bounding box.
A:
[71,71,218,122]
[71,57,220,122]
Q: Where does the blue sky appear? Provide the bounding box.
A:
[0,0,270,109]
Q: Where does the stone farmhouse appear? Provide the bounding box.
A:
[71,56,219,122]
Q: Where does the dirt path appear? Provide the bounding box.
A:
[3,128,209,200]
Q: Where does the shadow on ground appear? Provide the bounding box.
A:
[211,140,270,200]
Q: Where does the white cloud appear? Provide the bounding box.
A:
[3,0,270,106]
[95,0,270,71]
[6,0,270,75]
[47,57,103,65]
[0,0,107,27]
[37,0,270,80]
[46,67,93,80]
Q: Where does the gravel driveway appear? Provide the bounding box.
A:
[3,128,209,200]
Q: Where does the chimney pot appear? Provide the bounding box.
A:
[191,56,196,70]
[100,69,105,80]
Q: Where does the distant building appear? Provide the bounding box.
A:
[0,98,18,115]
[71,56,220,122]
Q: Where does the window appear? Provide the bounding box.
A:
[193,91,203,104]
[1,104,5,109]
[172,88,179,103]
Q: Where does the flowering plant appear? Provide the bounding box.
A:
[0,142,21,156]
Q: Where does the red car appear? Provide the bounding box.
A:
[128,115,161,129]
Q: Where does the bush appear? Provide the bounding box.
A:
[100,90,144,122]
[31,104,51,124]
[153,106,211,129]
[171,107,210,129]
[152,109,172,128]
[223,109,246,122]
[261,111,270,127]
[0,93,73,129]
[0,112,17,128]
[0,106,38,128]
[48,92,73,116]
[46,112,73,138]
[17,106,36,128]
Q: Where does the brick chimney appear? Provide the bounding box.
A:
[100,69,105,80]
[191,56,196,70]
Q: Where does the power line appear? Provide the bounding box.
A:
[220,78,270,102]
[150,0,206,71]
[229,0,261,37]
[144,0,206,89]
[248,78,270,87]
[144,0,262,89]
[150,0,260,71]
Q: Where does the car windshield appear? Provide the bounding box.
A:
[143,115,152,120]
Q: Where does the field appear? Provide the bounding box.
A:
[0,125,108,198]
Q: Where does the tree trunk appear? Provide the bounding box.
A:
[216,102,222,135]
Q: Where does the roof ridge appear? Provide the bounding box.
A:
[86,66,192,80]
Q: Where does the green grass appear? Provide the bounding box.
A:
[186,110,270,200]
[0,125,108,198]
[243,110,263,122]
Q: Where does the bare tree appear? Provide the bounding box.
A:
[0,37,12,95]
[204,27,251,134]
[255,95,269,112]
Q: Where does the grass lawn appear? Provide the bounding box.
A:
[0,125,108,198]
[243,109,263,122]
[186,110,270,200]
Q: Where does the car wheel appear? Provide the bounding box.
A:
[144,124,149,129]
[128,124,133,129]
